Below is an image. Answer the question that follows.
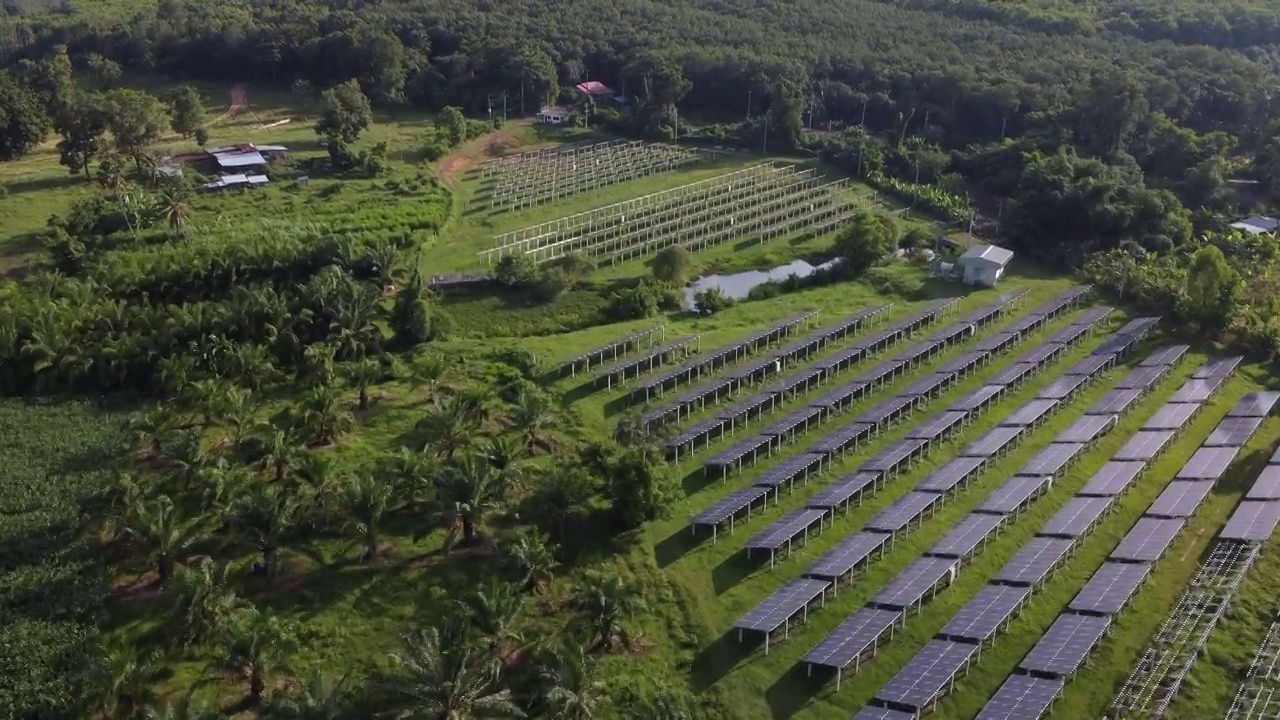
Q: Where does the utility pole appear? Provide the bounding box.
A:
[860,95,869,129]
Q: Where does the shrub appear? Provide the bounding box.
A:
[605,280,663,320]
[693,287,735,314]
[489,347,540,377]
[652,245,694,285]
[494,254,539,288]
[746,281,783,301]
[865,265,925,298]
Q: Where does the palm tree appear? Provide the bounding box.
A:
[433,452,512,550]
[569,575,645,652]
[541,639,607,720]
[227,483,300,580]
[418,396,481,459]
[297,384,355,446]
[92,641,165,720]
[383,446,437,507]
[484,435,524,491]
[217,605,298,707]
[127,404,179,458]
[461,579,526,654]
[125,494,201,584]
[345,356,383,411]
[409,354,449,400]
[503,530,557,594]
[509,389,557,455]
[302,342,338,387]
[143,692,219,720]
[157,184,193,232]
[253,423,305,483]
[223,387,258,449]
[161,430,208,492]
[170,556,241,647]
[363,238,401,292]
[378,617,525,720]
[336,473,395,561]
[267,671,349,720]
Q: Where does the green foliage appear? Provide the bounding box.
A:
[599,446,678,529]
[315,79,372,144]
[1183,244,1240,329]
[0,70,49,160]
[102,88,169,166]
[168,85,204,138]
[651,245,694,286]
[865,171,971,222]
[493,254,538,288]
[834,209,899,276]
[53,93,107,178]
[433,106,468,147]
[692,286,734,315]
[604,280,664,321]
[391,273,435,348]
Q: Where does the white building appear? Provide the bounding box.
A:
[537,106,570,125]
[1230,215,1279,235]
[957,244,1014,287]
[203,173,270,191]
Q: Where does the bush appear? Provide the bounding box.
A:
[494,254,539,288]
[693,287,735,314]
[534,266,574,302]
[865,265,925,297]
[746,281,784,301]
[605,280,664,321]
[652,245,694,285]
[488,347,540,377]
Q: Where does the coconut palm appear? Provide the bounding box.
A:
[509,388,557,455]
[336,473,395,561]
[157,184,193,232]
[170,556,241,647]
[124,494,201,584]
[267,671,350,720]
[217,605,298,707]
[433,452,512,549]
[503,530,557,594]
[345,356,383,410]
[378,617,525,720]
[569,575,645,652]
[227,483,300,580]
[541,638,607,720]
[92,642,165,720]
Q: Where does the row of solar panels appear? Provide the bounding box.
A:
[560,324,664,377]
[593,334,699,389]
[968,363,1267,720]
[721,296,1125,659]
[790,326,1166,708]
[696,292,1066,477]
[855,353,1244,717]
[1220,395,1280,541]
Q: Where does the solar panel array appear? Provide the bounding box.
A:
[562,325,664,377]
[595,335,699,389]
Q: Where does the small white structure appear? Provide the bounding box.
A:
[957,244,1014,287]
[1230,215,1279,235]
[537,106,570,125]
[203,173,270,191]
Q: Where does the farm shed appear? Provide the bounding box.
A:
[957,244,1014,287]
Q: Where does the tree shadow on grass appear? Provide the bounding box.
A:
[682,466,718,494]
[767,663,826,720]
[5,174,83,195]
[690,628,757,692]
[655,525,708,568]
[713,551,766,594]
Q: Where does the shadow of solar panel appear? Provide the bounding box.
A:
[1057,415,1115,444]
[1170,376,1226,404]
[1000,399,1059,428]
[804,606,901,670]
[1230,391,1280,418]
[939,584,1030,642]
[805,531,888,581]
[917,456,987,494]
[1019,613,1111,677]
[1065,353,1114,377]
[1193,356,1242,379]
[907,410,968,442]
[862,439,929,474]
[1113,430,1175,461]
[1205,416,1263,447]
[1140,344,1190,367]
[928,513,1006,558]
[995,537,1075,586]
[1037,375,1086,400]
[871,557,957,610]
[1069,561,1150,615]
[1041,496,1114,538]
[746,508,827,551]
[876,639,977,710]
[1247,465,1280,500]
[853,706,916,720]
[1221,501,1280,542]
[963,426,1024,458]
[1176,446,1238,480]
[1111,517,1185,562]
[951,384,1005,412]
[1114,365,1167,391]
[1086,388,1143,416]
[976,674,1065,720]
[734,577,830,632]
[867,492,940,534]
[693,485,771,526]
[979,475,1051,515]
[988,362,1036,388]
[1078,461,1146,497]
[1019,443,1085,478]
[1142,402,1198,431]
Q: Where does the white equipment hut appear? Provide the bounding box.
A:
[957,244,1014,287]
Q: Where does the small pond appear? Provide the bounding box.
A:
[684,258,840,307]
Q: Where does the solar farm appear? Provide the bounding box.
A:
[540,270,1280,720]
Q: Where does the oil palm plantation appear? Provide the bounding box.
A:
[92,641,165,720]
[267,671,350,720]
[217,605,298,707]
[433,451,513,549]
[540,639,607,720]
[227,483,301,580]
[124,493,202,584]
[336,473,395,561]
[379,617,525,720]
[170,556,241,647]
[297,383,355,446]
[503,530,557,594]
[569,575,645,652]
[509,389,557,455]
[345,356,383,410]
[418,395,481,459]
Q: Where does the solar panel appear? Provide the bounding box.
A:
[867,492,941,534]
[746,508,827,552]
[1000,398,1059,428]
[963,426,1025,458]
[976,331,1019,354]
[1142,402,1199,431]
[1169,376,1226,404]
[1041,496,1114,538]
[1057,415,1115,444]
[718,391,778,421]
[852,707,916,720]
[754,453,825,489]
[854,360,907,387]
[1205,416,1263,447]
[1247,465,1280,500]
[917,456,988,494]
[1193,356,1242,379]
[897,373,950,400]
[1230,391,1280,418]
[1005,315,1043,337]
[734,578,831,632]
[1021,343,1063,367]
[1073,306,1115,327]
[1220,501,1280,543]
[1065,354,1114,377]
[1092,335,1137,358]
[1114,365,1167,391]
[861,438,929,474]
[1111,517,1185,562]
[693,485,771,526]
[897,340,944,367]
[976,675,1065,720]
[939,584,1030,643]
[1115,316,1160,337]
[1046,323,1089,347]
[939,351,989,375]
[876,639,977,710]
[1019,443,1085,477]
[813,470,882,507]
[806,531,889,580]
[1113,430,1175,461]
[928,513,1006,558]
[1018,613,1111,678]
[907,410,968,442]
[1177,446,1239,480]
[858,396,916,427]
[951,384,1006,412]
[808,422,875,455]
[994,536,1075,586]
[761,406,823,438]
[979,475,1051,515]
[1078,461,1146,497]
[804,607,902,670]
[704,434,772,469]
[809,381,866,412]
[1140,344,1190,367]
[1037,375,1087,401]
[1069,561,1151,615]
[1086,388,1143,416]
[988,362,1036,388]
[871,556,958,610]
